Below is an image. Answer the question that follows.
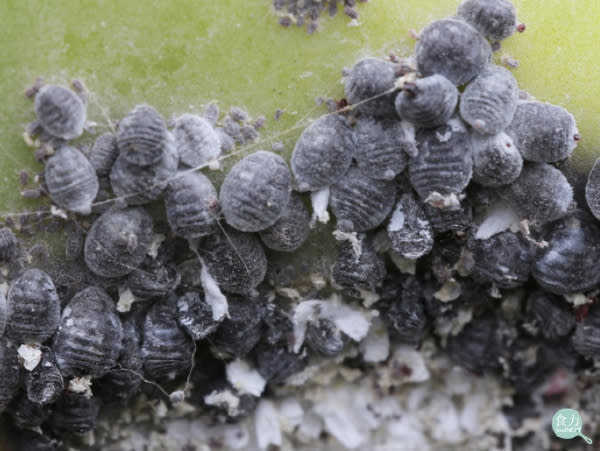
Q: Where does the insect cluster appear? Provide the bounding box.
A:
[273,0,367,33]
[1,0,598,449]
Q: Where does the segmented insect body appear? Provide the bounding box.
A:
[50,392,101,435]
[305,318,345,357]
[10,394,50,428]
[44,146,99,215]
[25,350,64,405]
[211,296,263,357]
[141,295,194,380]
[344,57,399,116]
[499,163,573,224]
[468,231,534,288]
[84,206,154,278]
[380,278,428,345]
[176,291,218,341]
[395,74,458,129]
[0,226,17,261]
[506,101,579,162]
[127,260,181,299]
[572,304,600,358]
[116,104,168,166]
[109,132,178,205]
[254,341,306,384]
[89,132,118,176]
[585,157,600,221]
[415,19,491,86]
[259,192,310,252]
[409,117,473,202]
[459,65,519,135]
[220,151,292,232]
[5,268,60,343]
[0,338,20,412]
[201,226,267,294]
[526,290,575,341]
[352,116,413,180]
[34,84,86,140]
[173,113,221,168]
[533,212,600,295]
[471,132,522,187]
[447,315,503,374]
[53,287,123,377]
[291,114,355,191]
[388,193,434,259]
[332,235,386,292]
[165,172,219,239]
[457,0,518,41]
[329,166,396,232]
[424,199,473,233]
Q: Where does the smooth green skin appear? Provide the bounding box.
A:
[0,0,598,219]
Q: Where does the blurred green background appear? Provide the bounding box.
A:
[0,0,598,219]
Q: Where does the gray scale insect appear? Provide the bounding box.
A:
[387,193,434,260]
[584,157,600,221]
[201,225,267,294]
[506,101,579,162]
[259,192,310,252]
[395,74,458,129]
[352,116,414,180]
[459,65,519,135]
[141,295,194,380]
[447,315,503,374]
[344,57,399,116]
[532,212,600,295]
[11,394,50,429]
[116,104,169,166]
[329,166,396,232]
[5,268,60,343]
[53,286,123,378]
[173,113,221,169]
[127,260,181,300]
[408,117,473,203]
[34,84,86,140]
[331,235,386,292]
[254,341,306,385]
[216,127,236,152]
[526,290,575,341]
[110,131,178,206]
[0,226,17,262]
[203,101,220,126]
[44,145,99,215]
[305,318,345,357]
[457,0,518,42]
[50,391,101,435]
[415,18,491,86]
[25,350,64,405]
[471,132,522,187]
[291,113,355,191]
[499,163,573,225]
[211,295,263,357]
[165,171,219,239]
[84,206,154,278]
[176,291,218,341]
[467,230,534,288]
[220,151,292,232]
[380,278,428,345]
[0,291,6,338]
[0,338,20,413]
[572,304,600,359]
[89,132,118,176]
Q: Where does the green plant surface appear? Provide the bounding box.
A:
[0,0,598,218]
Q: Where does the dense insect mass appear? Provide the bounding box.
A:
[506,101,579,162]
[220,151,292,232]
[395,74,458,129]
[415,18,491,85]
[84,206,154,278]
[44,146,99,215]
[34,84,86,140]
[4,0,597,447]
[459,65,519,135]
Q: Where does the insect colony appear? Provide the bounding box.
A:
[1,0,599,448]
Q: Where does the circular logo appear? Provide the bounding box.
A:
[552,408,592,444]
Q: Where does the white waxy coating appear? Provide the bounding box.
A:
[173,113,221,168]
[34,84,86,140]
